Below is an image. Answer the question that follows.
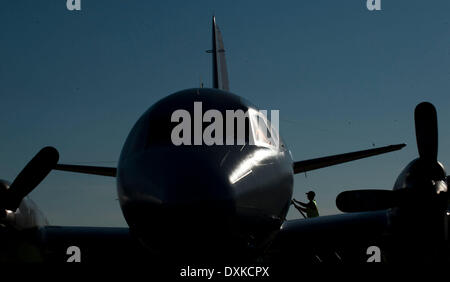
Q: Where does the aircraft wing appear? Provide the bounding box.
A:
[2,213,389,263]
[54,164,116,177]
[53,144,405,177]
[293,144,405,174]
[268,211,389,262]
[0,226,151,262]
[40,226,151,262]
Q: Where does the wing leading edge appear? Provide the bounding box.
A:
[293,143,406,174]
[53,144,405,177]
[54,164,116,177]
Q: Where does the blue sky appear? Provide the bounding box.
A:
[1,0,450,226]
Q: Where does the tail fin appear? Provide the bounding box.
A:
[211,16,230,91]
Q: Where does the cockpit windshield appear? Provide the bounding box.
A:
[122,90,281,154]
[143,107,279,148]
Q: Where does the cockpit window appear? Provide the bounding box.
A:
[125,102,279,149]
[146,110,252,147]
[142,108,280,148]
[248,108,280,148]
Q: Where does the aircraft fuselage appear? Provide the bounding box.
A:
[116,88,294,255]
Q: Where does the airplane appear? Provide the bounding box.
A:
[333,101,450,263]
[273,102,449,264]
[0,16,422,265]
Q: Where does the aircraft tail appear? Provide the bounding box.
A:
[210,16,229,91]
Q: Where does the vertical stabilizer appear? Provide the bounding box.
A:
[211,16,230,91]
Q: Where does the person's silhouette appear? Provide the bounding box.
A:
[291,191,319,218]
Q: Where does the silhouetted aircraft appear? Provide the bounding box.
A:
[273,102,449,263]
[2,17,429,265]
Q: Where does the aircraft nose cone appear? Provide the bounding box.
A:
[117,147,237,253]
[119,147,233,205]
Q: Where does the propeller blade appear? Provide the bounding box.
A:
[3,146,59,211]
[336,189,396,213]
[415,102,438,161]
[336,186,442,213]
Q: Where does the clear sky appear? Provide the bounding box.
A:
[1,0,450,226]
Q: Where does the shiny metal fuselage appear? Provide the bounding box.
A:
[117,88,294,254]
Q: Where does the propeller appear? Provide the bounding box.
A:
[415,101,438,162]
[336,102,448,213]
[0,146,59,213]
[337,189,397,213]
[336,187,426,212]
[336,102,450,261]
